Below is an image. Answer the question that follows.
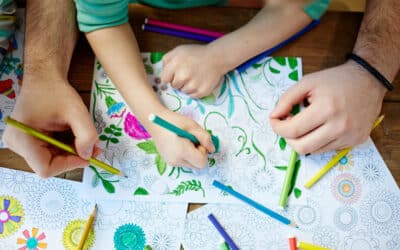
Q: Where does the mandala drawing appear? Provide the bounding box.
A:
[291,198,321,231]
[17,227,47,250]
[360,189,400,235]
[333,206,358,231]
[0,195,24,238]
[331,173,361,205]
[113,224,146,250]
[26,179,78,229]
[62,219,95,250]
[312,226,339,249]
[342,230,379,250]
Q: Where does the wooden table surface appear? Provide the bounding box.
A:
[0,5,399,208]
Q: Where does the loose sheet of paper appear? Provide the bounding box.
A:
[0,167,187,250]
[182,139,400,249]
[84,53,302,204]
[0,9,24,147]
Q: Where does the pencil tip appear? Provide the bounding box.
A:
[148,113,155,121]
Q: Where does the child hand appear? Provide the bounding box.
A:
[149,109,215,169]
[161,44,226,99]
[3,75,99,178]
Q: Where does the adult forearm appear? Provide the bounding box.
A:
[25,0,78,79]
[353,0,400,82]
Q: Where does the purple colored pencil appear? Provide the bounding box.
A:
[208,213,239,250]
[145,18,224,38]
[142,24,216,43]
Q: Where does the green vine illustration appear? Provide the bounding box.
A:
[274,159,302,198]
[94,80,115,99]
[90,165,120,194]
[166,93,182,112]
[169,180,205,197]
[99,124,123,147]
[251,132,267,170]
[137,140,167,176]
[233,95,259,124]
[232,126,251,157]
[168,167,193,179]
[203,111,229,131]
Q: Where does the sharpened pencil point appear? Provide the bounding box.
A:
[148,113,156,122]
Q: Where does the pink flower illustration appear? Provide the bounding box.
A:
[124,113,151,140]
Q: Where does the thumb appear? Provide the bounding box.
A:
[68,110,98,160]
[269,79,312,118]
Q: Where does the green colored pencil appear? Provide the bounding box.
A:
[279,150,298,208]
[4,116,126,177]
[149,114,219,152]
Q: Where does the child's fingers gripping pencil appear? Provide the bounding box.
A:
[148,114,219,153]
[4,117,127,177]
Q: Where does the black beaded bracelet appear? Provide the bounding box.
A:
[347,53,393,91]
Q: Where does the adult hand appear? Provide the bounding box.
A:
[161,44,226,99]
[3,74,99,177]
[150,109,215,168]
[269,61,387,154]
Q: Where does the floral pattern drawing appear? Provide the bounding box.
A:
[0,9,25,145]
[84,53,304,204]
[0,167,187,249]
[0,195,24,238]
[17,227,47,250]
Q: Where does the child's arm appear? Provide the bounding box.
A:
[161,0,314,98]
[76,1,215,168]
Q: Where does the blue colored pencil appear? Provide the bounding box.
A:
[237,20,320,73]
[208,214,239,250]
[142,24,216,43]
[212,180,298,228]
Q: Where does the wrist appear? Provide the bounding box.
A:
[206,43,234,74]
[344,60,387,99]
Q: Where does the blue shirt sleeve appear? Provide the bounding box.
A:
[74,0,130,33]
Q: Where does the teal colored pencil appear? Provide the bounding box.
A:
[149,114,219,152]
[279,150,298,208]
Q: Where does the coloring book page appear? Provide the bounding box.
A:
[182,139,400,250]
[0,167,187,250]
[0,9,24,147]
[84,53,304,203]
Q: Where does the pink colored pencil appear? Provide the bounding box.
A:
[145,18,224,38]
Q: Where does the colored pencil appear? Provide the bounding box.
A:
[297,241,331,250]
[237,20,320,73]
[77,204,97,250]
[212,180,298,228]
[208,214,239,250]
[142,24,216,43]
[4,117,126,177]
[279,150,298,208]
[304,115,384,188]
[288,236,297,250]
[149,114,219,152]
[145,18,224,38]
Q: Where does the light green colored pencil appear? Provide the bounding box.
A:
[279,150,298,208]
[4,116,126,177]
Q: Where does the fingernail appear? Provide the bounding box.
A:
[82,145,94,160]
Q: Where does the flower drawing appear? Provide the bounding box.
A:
[16,228,47,250]
[0,196,24,238]
[124,112,151,140]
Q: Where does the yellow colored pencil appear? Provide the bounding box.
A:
[298,241,331,250]
[304,115,384,188]
[4,116,126,177]
[77,204,97,250]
